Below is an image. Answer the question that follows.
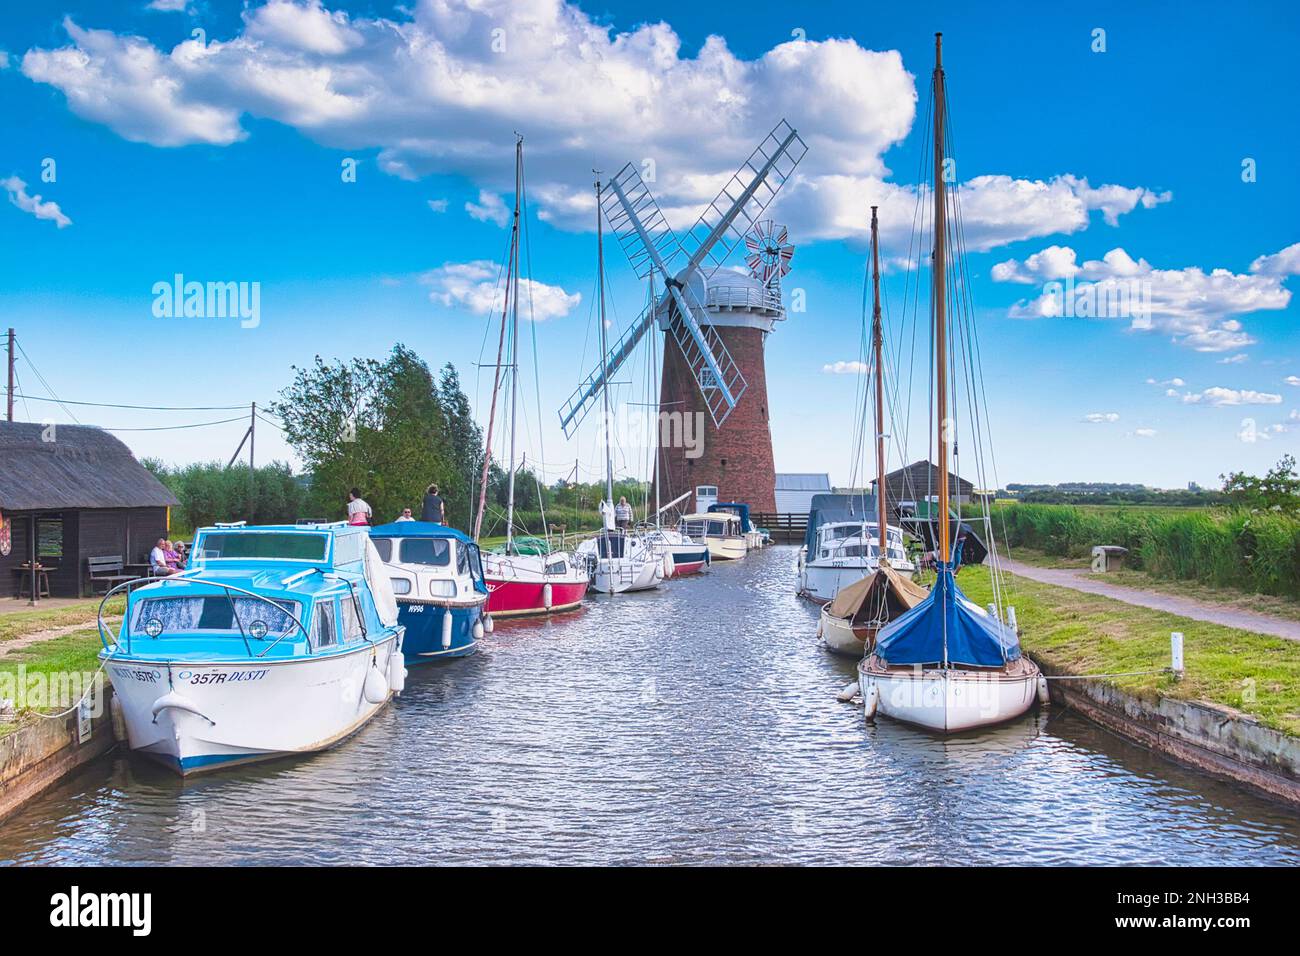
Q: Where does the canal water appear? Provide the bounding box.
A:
[2,546,1298,865]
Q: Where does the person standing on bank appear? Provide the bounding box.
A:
[421,483,446,524]
[347,488,373,526]
[614,496,633,530]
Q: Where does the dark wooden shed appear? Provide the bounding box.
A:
[0,422,179,599]
[870,459,975,525]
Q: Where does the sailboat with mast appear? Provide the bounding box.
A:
[857,35,1045,730]
[478,137,591,618]
[575,176,664,595]
[819,206,928,655]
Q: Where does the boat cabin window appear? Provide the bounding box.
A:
[594,534,627,558]
[466,545,484,583]
[131,597,300,638]
[707,520,727,536]
[313,600,338,649]
[398,538,451,566]
[371,539,393,562]
[680,520,708,537]
[197,531,328,562]
[340,593,365,641]
[545,557,568,575]
[390,578,412,595]
[456,542,470,577]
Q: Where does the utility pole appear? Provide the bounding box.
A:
[6,328,14,422]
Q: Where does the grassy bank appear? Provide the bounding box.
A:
[957,564,1300,736]
[980,502,1300,597]
[0,601,121,727]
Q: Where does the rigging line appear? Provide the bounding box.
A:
[14,343,80,424]
[101,415,250,432]
[11,393,254,412]
[12,366,34,422]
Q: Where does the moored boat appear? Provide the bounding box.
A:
[99,521,405,775]
[819,563,929,657]
[483,550,590,617]
[577,530,664,594]
[856,34,1042,733]
[643,525,709,577]
[677,511,747,561]
[370,521,487,661]
[707,502,766,550]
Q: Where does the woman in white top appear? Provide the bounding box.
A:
[347,487,373,526]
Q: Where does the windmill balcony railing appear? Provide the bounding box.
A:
[705,284,784,315]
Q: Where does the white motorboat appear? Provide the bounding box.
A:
[577,530,664,594]
[799,518,916,603]
[677,512,748,561]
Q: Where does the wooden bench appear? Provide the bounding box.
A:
[87,555,136,595]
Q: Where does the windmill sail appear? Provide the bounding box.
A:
[559,119,806,434]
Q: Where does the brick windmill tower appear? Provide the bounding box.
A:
[558,121,807,515]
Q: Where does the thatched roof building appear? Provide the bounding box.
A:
[0,422,177,599]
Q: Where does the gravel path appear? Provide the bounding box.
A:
[1001,559,1300,642]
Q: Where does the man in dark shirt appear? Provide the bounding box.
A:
[421,483,446,524]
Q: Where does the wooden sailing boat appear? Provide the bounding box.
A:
[818,207,927,655]
[856,35,1046,730]
[478,137,591,617]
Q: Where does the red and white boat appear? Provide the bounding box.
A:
[471,137,591,619]
[483,551,588,618]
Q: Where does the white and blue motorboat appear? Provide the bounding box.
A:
[99,521,406,775]
[369,522,488,661]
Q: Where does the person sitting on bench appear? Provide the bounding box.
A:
[150,538,179,577]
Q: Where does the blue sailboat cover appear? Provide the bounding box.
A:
[875,565,1021,667]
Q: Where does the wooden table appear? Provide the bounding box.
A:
[12,563,52,600]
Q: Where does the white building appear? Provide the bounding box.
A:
[774,473,831,515]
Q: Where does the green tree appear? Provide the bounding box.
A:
[1222,455,1300,515]
[271,345,466,527]
[437,363,484,528]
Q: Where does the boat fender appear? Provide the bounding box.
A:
[363,663,389,704]
[543,583,553,610]
[816,620,824,639]
[387,650,407,694]
[1036,675,1050,706]
[836,680,858,703]
[483,614,495,635]
[473,618,485,640]
[441,608,453,649]
[110,694,127,741]
[862,683,879,722]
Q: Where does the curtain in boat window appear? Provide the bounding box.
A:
[313,600,338,648]
[132,597,299,637]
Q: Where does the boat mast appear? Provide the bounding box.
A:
[596,176,615,519]
[870,206,887,563]
[932,33,950,567]
[504,136,523,553]
[650,271,660,529]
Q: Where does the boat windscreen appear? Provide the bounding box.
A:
[371,538,393,562]
[199,532,328,562]
[132,596,300,637]
[398,538,451,566]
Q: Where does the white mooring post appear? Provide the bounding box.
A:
[1171,632,1185,680]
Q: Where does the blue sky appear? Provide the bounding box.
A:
[1,0,1296,490]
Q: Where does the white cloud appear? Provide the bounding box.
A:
[1176,386,1282,406]
[146,0,190,12]
[1145,376,1185,387]
[426,198,448,213]
[1285,375,1300,387]
[823,361,867,374]
[421,260,579,321]
[465,190,509,227]
[1249,242,1300,277]
[996,244,1293,352]
[1237,419,1271,443]
[1133,427,1157,438]
[2,175,72,228]
[19,4,1167,252]
[1082,412,1119,423]
[0,51,10,70]
[1218,353,1248,364]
